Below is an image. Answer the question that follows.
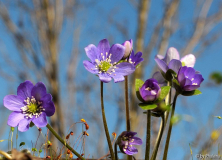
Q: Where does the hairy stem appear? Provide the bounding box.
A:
[150,114,165,160]
[46,124,84,160]
[115,142,119,160]
[163,94,178,160]
[145,110,151,160]
[100,82,115,160]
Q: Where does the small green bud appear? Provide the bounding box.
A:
[11,127,15,132]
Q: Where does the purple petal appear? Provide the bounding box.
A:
[184,67,195,79]
[108,44,125,63]
[43,101,55,116]
[110,74,125,83]
[97,39,110,59]
[122,39,133,59]
[125,131,137,137]
[40,93,52,104]
[155,56,168,73]
[180,78,192,87]
[17,80,34,100]
[192,74,204,85]
[98,73,112,83]
[31,82,47,101]
[32,112,47,128]
[84,44,99,62]
[163,47,180,64]
[83,60,99,74]
[125,146,138,155]
[168,59,182,74]
[114,62,135,76]
[152,72,165,84]
[183,85,200,91]
[178,66,187,75]
[142,95,156,102]
[7,112,24,127]
[178,73,185,84]
[180,54,196,67]
[130,137,142,145]
[4,95,24,111]
[18,118,32,132]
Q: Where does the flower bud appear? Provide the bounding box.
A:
[122,39,133,59]
[139,78,161,102]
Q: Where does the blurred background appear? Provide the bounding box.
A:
[0,0,222,159]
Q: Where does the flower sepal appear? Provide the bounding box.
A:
[29,121,35,128]
[181,89,202,96]
[138,103,157,110]
[135,79,145,102]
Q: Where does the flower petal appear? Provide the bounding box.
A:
[97,39,110,59]
[183,85,200,91]
[110,74,125,83]
[130,137,142,145]
[31,82,47,101]
[18,118,32,132]
[4,95,24,111]
[192,74,204,85]
[155,56,168,73]
[125,146,138,155]
[43,101,55,117]
[98,73,112,83]
[108,44,125,63]
[180,78,192,87]
[7,112,24,127]
[40,93,52,104]
[17,80,34,99]
[143,95,156,102]
[181,54,196,67]
[163,47,180,64]
[83,60,99,74]
[32,112,47,128]
[184,67,195,79]
[152,71,166,84]
[84,44,99,62]
[168,59,182,74]
[113,62,135,76]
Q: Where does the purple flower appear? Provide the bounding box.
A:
[177,66,204,91]
[116,131,142,155]
[139,78,161,102]
[129,50,144,67]
[4,81,55,132]
[122,39,133,59]
[180,54,196,67]
[83,39,135,83]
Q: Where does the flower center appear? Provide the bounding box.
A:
[21,96,45,119]
[98,61,112,72]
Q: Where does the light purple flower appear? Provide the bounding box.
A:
[117,131,142,155]
[139,78,161,102]
[122,39,133,59]
[83,39,135,83]
[129,50,144,67]
[180,54,196,67]
[4,81,55,132]
[177,66,204,91]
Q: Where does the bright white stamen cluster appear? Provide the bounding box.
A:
[185,76,197,85]
[21,96,45,119]
[94,52,117,75]
[128,58,135,64]
[122,135,135,152]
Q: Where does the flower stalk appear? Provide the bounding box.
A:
[115,142,118,160]
[163,93,179,160]
[150,113,165,160]
[100,82,115,160]
[145,110,151,160]
[46,124,84,160]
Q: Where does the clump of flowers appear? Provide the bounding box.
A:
[4,80,55,132]
[83,39,135,83]
[116,131,142,155]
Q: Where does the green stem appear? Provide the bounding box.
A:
[11,130,13,151]
[145,110,151,160]
[115,142,119,160]
[125,76,132,160]
[150,114,165,160]
[164,81,172,126]
[163,94,178,160]
[100,82,115,160]
[46,124,84,160]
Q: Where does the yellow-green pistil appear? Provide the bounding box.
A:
[98,61,112,72]
[21,96,45,119]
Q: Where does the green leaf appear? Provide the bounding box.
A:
[165,69,177,81]
[135,79,145,102]
[19,142,25,147]
[215,116,222,119]
[39,149,42,153]
[155,86,171,103]
[181,89,202,96]
[139,103,157,110]
[32,148,37,152]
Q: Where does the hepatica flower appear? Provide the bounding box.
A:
[139,78,161,102]
[116,131,142,155]
[4,81,55,132]
[177,66,204,91]
[122,39,133,59]
[83,39,135,83]
[129,50,144,67]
